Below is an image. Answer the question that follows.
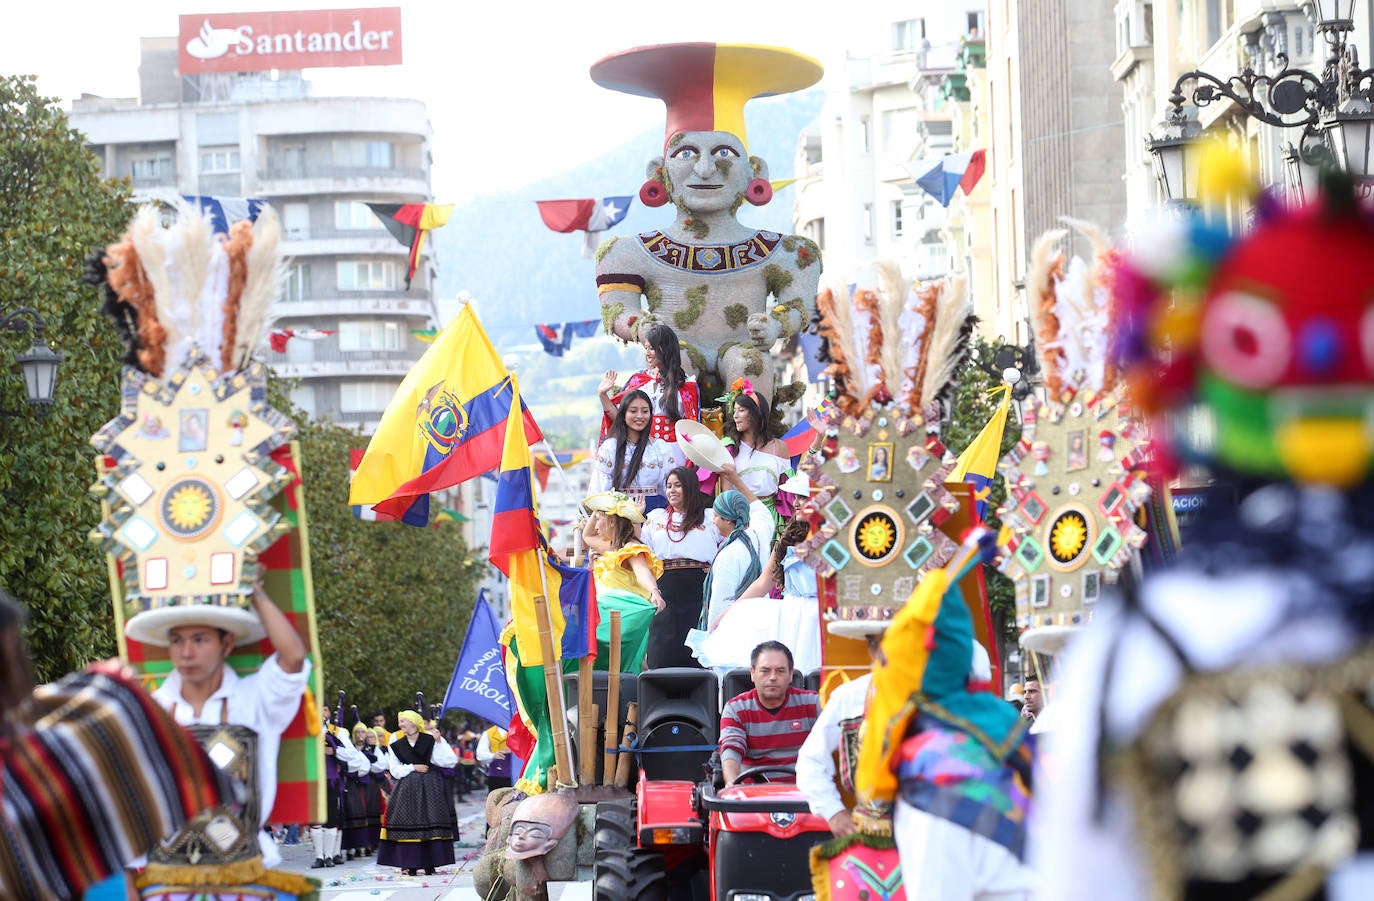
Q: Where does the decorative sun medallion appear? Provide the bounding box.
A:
[853,508,901,565]
[160,477,221,540]
[89,351,296,615]
[1046,507,1091,568]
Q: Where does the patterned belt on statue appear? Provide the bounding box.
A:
[661,558,711,571]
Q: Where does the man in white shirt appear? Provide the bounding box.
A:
[131,581,311,868]
[795,624,885,837]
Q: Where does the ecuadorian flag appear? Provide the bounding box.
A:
[950,385,1011,523]
[349,305,543,523]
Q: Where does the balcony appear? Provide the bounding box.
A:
[273,293,437,320]
[280,232,411,257]
[255,163,429,198]
[265,345,421,380]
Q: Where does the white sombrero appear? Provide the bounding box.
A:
[675,420,731,472]
[779,472,813,496]
[125,603,267,647]
[826,609,895,640]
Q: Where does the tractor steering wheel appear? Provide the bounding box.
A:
[731,764,797,785]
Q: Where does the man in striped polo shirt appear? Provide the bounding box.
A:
[719,640,820,784]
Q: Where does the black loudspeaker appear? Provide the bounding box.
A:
[637,668,719,781]
[563,671,638,785]
[721,667,807,711]
[803,669,822,693]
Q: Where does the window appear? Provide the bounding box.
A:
[892,18,925,51]
[289,385,316,418]
[340,381,399,413]
[859,115,872,154]
[285,263,311,301]
[336,260,399,292]
[891,200,905,238]
[282,203,309,240]
[199,146,241,173]
[338,320,401,351]
[881,108,919,158]
[966,11,984,38]
[863,203,874,243]
[130,155,172,182]
[279,143,306,177]
[333,139,394,169]
[335,201,380,230]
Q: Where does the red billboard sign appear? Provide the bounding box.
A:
[178,8,402,74]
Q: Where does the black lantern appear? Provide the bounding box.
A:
[1,307,63,412]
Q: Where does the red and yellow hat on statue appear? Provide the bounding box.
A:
[590,42,822,153]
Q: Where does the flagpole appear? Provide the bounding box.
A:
[538,438,587,517]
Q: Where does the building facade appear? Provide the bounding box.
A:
[70,37,441,435]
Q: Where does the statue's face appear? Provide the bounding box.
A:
[508,820,556,857]
[664,130,751,214]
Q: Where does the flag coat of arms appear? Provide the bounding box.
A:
[348,305,542,522]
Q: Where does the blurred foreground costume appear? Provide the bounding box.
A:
[1038,171,1374,899]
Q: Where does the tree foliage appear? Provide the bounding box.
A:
[944,336,1025,651]
[279,398,481,723]
[0,76,132,681]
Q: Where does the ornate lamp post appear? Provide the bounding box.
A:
[1147,0,1374,204]
[1,307,63,413]
[977,335,1040,403]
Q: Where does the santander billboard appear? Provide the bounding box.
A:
[179,8,403,74]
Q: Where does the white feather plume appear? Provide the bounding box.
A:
[919,276,972,408]
[233,207,286,369]
[1049,219,1114,392]
[875,260,907,393]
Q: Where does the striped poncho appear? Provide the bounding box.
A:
[0,671,224,900]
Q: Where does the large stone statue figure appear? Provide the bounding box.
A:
[591,42,823,401]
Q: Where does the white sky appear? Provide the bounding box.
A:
[3,0,895,201]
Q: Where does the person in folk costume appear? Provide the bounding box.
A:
[641,465,721,668]
[719,379,792,523]
[699,463,774,632]
[581,492,668,669]
[377,709,459,876]
[314,701,368,868]
[598,321,701,444]
[588,387,677,511]
[848,531,1034,901]
[1037,167,1374,899]
[0,591,226,901]
[342,721,387,858]
[426,709,462,836]
[477,725,515,791]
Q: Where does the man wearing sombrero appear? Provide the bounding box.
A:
[130,580,310,870]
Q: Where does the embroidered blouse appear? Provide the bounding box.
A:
[643,507,722,564]
[731,441,790,499]
[590,436,676,498]
[605,370,701,444]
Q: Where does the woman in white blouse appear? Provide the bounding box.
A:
[642,466,721,667]
[725,381,791,522]
[589,389,676,511]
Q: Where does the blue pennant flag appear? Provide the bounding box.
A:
[182,195,267,234]
[441,591,513,726]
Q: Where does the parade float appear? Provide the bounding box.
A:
[86,202,323,900]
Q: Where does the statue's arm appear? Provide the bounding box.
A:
[766,235,822,343]
[596,237,650,342]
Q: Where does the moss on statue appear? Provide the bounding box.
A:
[594,236,618,262]
[683,341,709,384]
[764,264,794,298]
[724,303,749,330]
[676,285,708,329]
[770,296,806,332]
[795,237,820,269]
[781,236,799,253]
[743,348,765,377]
[769,380,808,436]
[730,193,746,216]
[601,301,625,335]
[644,280,663,312]
[668,133,685,148]
[680,216,710,240]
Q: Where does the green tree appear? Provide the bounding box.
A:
[0,76,132,681]
[944,337,1025,651]
[284,405,481,722]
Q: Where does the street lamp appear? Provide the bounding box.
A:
[976,335,1039,403]
[1,307,63,412]
[1145,0,1374,205]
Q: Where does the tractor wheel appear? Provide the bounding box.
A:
[593,847,668,901]
[592,799,635,851]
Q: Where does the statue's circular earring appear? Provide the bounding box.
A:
[745,178,773,206]
[639,179,669,207]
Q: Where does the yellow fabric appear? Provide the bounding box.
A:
[819,668,856,708]
[950,385,1011,482]
[397,710,425,730]
[374,725,391,747]
[302,686,321,737]
[593,542,663,598]
[853,569,948,814]
[485,726,508,754]
[584,491,645,523]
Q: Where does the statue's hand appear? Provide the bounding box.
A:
[632,312,660,341]
[746,313,779,349]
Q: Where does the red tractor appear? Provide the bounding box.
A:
[591,667,831,901]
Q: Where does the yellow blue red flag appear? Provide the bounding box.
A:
[348,305,542,523]
[950,385,1011,522]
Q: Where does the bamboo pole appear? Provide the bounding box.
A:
[612,701,638,788]
[602,612,622,784]
[578,655,595,785]
[533,594,576,788]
